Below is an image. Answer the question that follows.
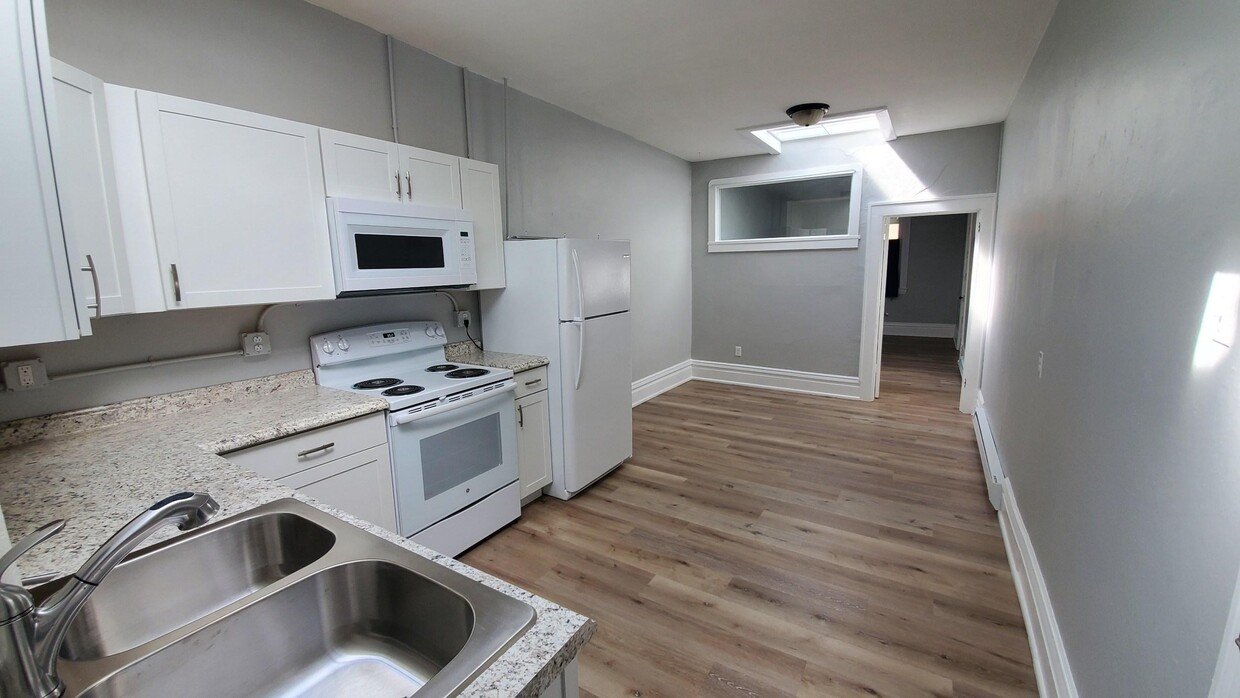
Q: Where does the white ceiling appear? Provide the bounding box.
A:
[307,0,1058,162]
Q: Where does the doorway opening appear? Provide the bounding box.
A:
[859,195,996,413]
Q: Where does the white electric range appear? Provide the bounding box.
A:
[310,321,519,557]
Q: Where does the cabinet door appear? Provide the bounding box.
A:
[52,60,133,318]
[137,91,336,308]
[516,390,553,500]
[282,444,398,533]
[0,0,83,347]
[400,145,461,207]
[461,157,506,290]
[320,128,400,201]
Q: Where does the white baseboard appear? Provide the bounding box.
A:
[972,393,1005,511]
[632,359,694,407]
[691,360,861,400]
[883,321,957,338]
[999,474,1079,698]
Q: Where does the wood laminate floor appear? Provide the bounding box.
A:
[462,337,1036,697]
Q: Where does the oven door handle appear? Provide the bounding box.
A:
[388,380,515,427]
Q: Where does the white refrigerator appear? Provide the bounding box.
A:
[480,239,632,499]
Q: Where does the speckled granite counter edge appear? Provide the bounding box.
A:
[445,342,550,374]
[0,370,316,450]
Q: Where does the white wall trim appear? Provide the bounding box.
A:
[860,194,997,413]
[999,476,1080,698]
[882,322,956,338]
[691,360,861,400]
[972,393,1005,511]
[632,359,694,407]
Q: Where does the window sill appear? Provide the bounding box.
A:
[707,235,860,253]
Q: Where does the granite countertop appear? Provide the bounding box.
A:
[445,342,549,373]
[0,380,593,697]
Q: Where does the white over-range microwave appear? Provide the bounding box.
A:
[327,197,477,295]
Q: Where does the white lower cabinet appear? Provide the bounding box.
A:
[539,659,580,698]
[515,367,553,502]
[223,413,397,533]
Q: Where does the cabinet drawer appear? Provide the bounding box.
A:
[514,366,549,399]
[279,443,397,533]
[224,412,387,481]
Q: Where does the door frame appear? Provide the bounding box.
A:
[859,194,996,413]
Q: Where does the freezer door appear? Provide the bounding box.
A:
[557,239,630,320]
[558,312,633,493]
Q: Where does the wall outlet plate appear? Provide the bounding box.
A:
[241,332,271,357]
[455,311,472,328]
[2,359,48,392]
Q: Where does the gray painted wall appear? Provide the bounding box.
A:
[0,0,691,421]
[885,214,968,325]
[691,125,1001,376]
[982,0,1240,693]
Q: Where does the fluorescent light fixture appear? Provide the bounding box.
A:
[742,108,894,154]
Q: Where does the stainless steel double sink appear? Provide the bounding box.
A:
[34,499,536,697]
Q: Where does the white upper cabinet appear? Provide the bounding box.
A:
[401,145,461,207]
[461,157,506,290]
[51,60,134,318]
[0,0,85,348]
[136,91,336,308]
[320,128,400,202]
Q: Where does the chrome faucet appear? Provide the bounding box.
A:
[0,491,219,698]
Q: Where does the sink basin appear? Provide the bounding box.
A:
[56,511,335,660]
[78,561,474,698]
[51,499,536,698]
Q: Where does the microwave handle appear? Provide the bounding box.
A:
[389,380,516,427]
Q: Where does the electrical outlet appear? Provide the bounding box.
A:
[2,359,48,392]
[455,311,472,328]
[241,332,271,357]
[1037,350,1044,379]
[734,346,743,357]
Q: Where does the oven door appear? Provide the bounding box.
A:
[388,389,517,537]
[329,200,476,292]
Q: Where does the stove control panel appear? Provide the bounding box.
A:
[367,328,412,347]
[311,321,447,368]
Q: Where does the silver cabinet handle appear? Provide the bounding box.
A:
[524,378,542,387]
[517,404,524,428]
[296,442,335,458]
[404,172,412,199]
[81,254,101,319]
[170,263,181,303]
[395,171,402,200]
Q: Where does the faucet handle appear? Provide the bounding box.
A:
[0,520,65,582]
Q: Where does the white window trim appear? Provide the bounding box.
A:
[708,166,864,254]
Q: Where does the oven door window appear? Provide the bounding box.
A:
[420,413,503,498]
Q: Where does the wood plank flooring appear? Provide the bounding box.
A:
[462,338,1036,697]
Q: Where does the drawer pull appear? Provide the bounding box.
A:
[517,404,524,428]
[297,442,335,458]
[524,379,542,387]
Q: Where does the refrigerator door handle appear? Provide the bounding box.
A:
[571,248,584,321]
[574,321,585,390]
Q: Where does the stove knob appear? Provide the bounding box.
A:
[434,325,445,338]
[322,339,335,354]
[425,325,436,338]
[337,336,350,351]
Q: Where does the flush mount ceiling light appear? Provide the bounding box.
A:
[786,103,831,127]
[742,107,895,154]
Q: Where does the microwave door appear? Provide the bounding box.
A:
[337,222,461,292]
